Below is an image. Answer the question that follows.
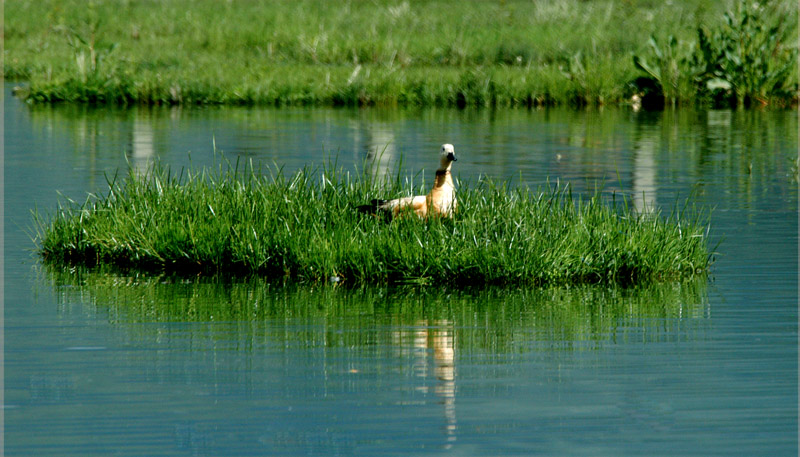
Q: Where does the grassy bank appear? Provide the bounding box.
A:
[6,0,796,108]
[34,160,711,286]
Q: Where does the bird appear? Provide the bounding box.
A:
[357,144,458,220]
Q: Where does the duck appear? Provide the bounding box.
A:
[358,144,458,220]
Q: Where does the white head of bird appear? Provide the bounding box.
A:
[440,144,457,170]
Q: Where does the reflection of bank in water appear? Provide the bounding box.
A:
[632,134,657,214]
[350,119,397,181]
[131,109,156,177]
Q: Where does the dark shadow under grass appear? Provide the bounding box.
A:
[33,160,712,286]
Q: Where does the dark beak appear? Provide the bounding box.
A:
[447,152,457,161]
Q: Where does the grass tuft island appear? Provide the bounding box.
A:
[34,161,712,286]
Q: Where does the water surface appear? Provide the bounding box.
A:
[5,84,798,455]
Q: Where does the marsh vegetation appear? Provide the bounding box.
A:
[6,0,796,108]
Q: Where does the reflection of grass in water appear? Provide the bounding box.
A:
[46,266,709,351]
[34,161,711,286]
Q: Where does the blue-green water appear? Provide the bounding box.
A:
[4,84,798,455]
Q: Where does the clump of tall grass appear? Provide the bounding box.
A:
[633,0,798,108]
[34,160,712,286]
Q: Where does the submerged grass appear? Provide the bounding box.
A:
[34,160,712,286]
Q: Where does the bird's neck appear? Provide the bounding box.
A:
[433,168,453,188]
[436,161,453,175]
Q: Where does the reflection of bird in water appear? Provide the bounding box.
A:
[393,320,458,448]
[431,324,457,448]
[357,144,458,220]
